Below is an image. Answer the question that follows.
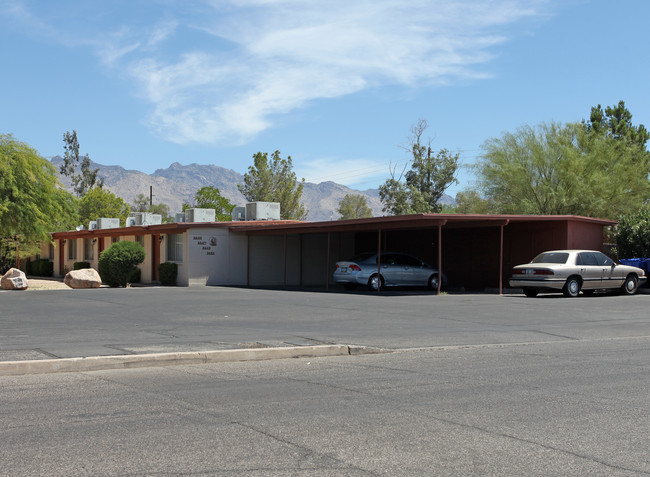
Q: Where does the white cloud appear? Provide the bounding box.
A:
[6,0,549,145]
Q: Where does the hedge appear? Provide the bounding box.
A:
[158,262,178,286]
[98,241,145,287]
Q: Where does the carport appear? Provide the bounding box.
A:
[236,214,616,293]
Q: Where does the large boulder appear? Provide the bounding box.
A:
[64,268,102,289]
[1,268,29,290]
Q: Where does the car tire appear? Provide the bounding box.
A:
[428,274,440,291]
[368,274,384,291]
[522,288,539,297]
[621,274,638,295]
[563,276,581,297]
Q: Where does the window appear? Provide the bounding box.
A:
[167,234,183,262]
[49,243,54,260]
[68,239,77,260]
[84,238,94,261]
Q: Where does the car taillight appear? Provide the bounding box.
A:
[534,269,554,275]
[335,264,339,270]
[349,264,361,271]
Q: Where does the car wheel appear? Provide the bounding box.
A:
[428,274,440,291]
[343,284,358,291]
[563,276,581,297]
[621,274,638,295]
[368,274,384,291]
[522,288,539,297]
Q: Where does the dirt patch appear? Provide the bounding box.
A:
[25,279,70,290]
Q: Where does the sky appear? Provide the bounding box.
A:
[1,0,649,198]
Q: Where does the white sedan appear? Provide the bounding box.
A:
[509,250,646,297]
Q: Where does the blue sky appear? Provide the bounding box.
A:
[1,0,649,198]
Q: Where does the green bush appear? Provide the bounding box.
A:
[98,241,145,287]
[128,267,141,284]
[32,259,53,277]
[614,209,650,259]
[158,261,178,286]
[73,261,91,270]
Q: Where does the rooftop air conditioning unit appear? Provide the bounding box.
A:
[174,213,186,223]
[231,207,246,221]
[88,221,98,230]
[96,218,120,229]
[185,208,216,222]
[125,217,137,227]
[131,212,162,226]
[246,202,281,221]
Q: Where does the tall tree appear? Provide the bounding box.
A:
[0,134,78,272]
[584,100,650,147]
[59,130,104,197]
[238,151,308,220]
[453,190,496,214]
[337,194,373,220]
[182,186,235,221]
[475,119,650,218]
[379,119,459,215]
[78,187,130,226]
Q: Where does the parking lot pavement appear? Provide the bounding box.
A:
[2,284,649,375]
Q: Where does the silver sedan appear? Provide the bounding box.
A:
[509,250,647,297]
[333,252,447,291]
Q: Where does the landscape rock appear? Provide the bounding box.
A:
[64,268,102,289]
[1,268,29,290]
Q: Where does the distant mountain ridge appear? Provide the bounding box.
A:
[50,157,454,222]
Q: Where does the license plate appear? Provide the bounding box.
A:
[341,267,348,273]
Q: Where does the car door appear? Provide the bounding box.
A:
[575,252,602,289]
[594,252,624,287]
[398,254,429,286]
[378,253,399,285]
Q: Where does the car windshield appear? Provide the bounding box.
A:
[531,252,569,264]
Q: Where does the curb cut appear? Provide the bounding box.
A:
[0,345,370,377]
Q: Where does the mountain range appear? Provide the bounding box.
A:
[50,157,454,222]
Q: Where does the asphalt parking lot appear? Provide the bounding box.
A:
[2,285,649,365]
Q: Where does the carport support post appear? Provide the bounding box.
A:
[438,224,442,294]
[283,233,287,288]
[376,228,382,293]
[326,232,331,290]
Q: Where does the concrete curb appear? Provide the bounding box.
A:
[0,345,366,377]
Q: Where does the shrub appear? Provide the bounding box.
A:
[98,241,145,287]
[614,209,650,259]
[128,267,141,284]
[33,259,53,277]
[25,260,32,275]
[73,261,91,270]
[158,261,178,286]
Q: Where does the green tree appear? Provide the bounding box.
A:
[0,134,78,272]
[336,194,373,220]
[614,208,650,259]
[182,186,235,221]
[584,100,650,146]
[59,130,103,197]
[475,119,650,218]
[238,151,308,220]
[379,119,459,215]
[132,193,172,222]
[453,190,496,214]
[79,187,130,226]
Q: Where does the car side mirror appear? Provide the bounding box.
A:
[611,263,616,269]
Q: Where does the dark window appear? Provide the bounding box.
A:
[532,252,569,264]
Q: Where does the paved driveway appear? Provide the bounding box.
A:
[2,286,649,361]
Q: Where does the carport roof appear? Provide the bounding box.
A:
[231,214,617,235]
[51,214,617,239]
